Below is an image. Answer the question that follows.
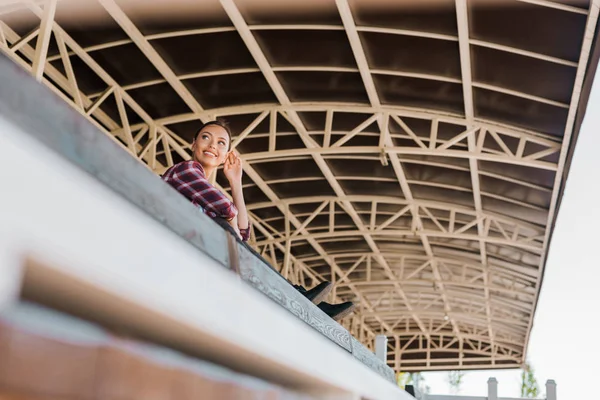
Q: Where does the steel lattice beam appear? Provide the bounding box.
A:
[1,0,597,372]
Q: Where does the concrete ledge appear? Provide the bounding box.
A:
[0,53,396,386]
[0,103,408,399]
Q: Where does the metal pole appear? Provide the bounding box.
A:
[487,377,498,400]
[375,335,388,363]
[546,379,557,400]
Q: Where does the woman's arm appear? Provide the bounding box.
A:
[163,161,238,221]
[224,152,250,240]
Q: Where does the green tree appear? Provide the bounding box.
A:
[447,370,465,394]
[520,362,540,398]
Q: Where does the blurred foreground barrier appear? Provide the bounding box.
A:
[0,53,405,399]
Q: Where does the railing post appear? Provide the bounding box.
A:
[375,335,388,363]
[546,379,557,400]
[487,377,498,400]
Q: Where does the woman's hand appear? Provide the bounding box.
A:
[223,151,243,184]
[225,151,249,240]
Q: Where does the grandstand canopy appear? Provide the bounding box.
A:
[1,0,598,371]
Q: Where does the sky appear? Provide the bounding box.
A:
[420,71,600,398]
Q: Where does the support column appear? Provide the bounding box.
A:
[546,379,557,400]
[32,0,58,81]
[375,335,388,363]
[487,377,498,400]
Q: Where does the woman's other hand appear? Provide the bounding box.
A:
[223,151,243,184]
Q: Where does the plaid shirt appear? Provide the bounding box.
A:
[162,161,250,241]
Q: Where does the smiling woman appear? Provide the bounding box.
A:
[161,119,357,321]
[162,119,249,240]
[183,119,250,240]
[195,122,232,166]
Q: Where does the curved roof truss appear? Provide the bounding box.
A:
[1,0,598,371]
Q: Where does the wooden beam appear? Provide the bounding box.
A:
[516,0,588,14]
[97,0,206,117]
[31,0,57,81]
[231,110,269,149]
[456,0,495,358]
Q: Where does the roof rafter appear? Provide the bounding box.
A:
[516,0,589,14]
[247,194,545,237]
[236,144,556,171]
[154,102,563,143]
[238,169,551,194]
[84,65,569,110]
[241,175,549,211]
[31,0,56,81]
[46,23,578,68]
[455,0,496,363]
[253,228,543,254]
[293,250,539,281]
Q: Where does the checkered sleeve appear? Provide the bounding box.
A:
[163,161,238,221]
[239,226,251,242]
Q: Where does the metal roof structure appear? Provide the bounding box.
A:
[1,0,598,372]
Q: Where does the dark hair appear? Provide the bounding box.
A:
[194,118,233,150]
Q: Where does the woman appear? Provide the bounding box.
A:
[162,119,355,321]
[162,119,249,241]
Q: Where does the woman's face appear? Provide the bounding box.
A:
[192,124,230,169]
